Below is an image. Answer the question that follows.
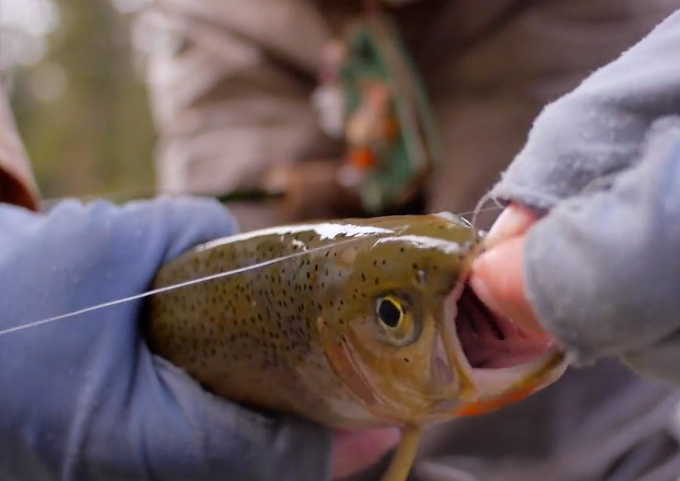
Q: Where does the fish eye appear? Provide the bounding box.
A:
[375,295,418,345]
[377,296,403,329]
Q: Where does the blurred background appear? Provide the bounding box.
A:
[1,0,156,199]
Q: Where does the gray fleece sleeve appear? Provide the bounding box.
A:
[491,9,680,212]
[487,9,680,385]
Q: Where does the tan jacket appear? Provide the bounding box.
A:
[139,0,678,230]
[0,83,40,211]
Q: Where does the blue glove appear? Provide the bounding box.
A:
[0,197,330,481]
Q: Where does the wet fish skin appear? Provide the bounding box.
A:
[144,213,567,435]
[144,214,483,430]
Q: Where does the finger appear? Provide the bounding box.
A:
[146,358,332,480]
[470,237,545,334]
[484,203,537,248]
[331,428,401,479]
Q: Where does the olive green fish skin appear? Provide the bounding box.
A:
[145,214,480,430]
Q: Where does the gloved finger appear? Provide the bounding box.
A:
[113,195,239,264]
[130,356,332,481]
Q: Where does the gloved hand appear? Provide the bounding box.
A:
[469,9,680,386]
[0,196,390,481]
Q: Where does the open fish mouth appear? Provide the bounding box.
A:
[436,278,566,398]
[454,283,555,370]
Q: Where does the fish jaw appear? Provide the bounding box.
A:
[428,280,569,419]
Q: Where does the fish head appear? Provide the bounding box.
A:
[316,212,568,426]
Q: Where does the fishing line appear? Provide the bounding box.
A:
[471,194,504,231]
[0,235,379,338]
[0,206,503,338]
[458,204,502,221]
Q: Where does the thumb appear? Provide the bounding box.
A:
[470,236,545,335]
[484,203,537,248]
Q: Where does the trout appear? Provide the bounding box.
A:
[144,212,567,481]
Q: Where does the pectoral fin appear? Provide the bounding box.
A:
[380,424,422,481]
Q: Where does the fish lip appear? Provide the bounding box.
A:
[441,278,568,398]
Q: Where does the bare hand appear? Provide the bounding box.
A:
[469,204,545,335]
[331,428,401,479]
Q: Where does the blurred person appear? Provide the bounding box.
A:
[137,0,679,230]
[134,1,680,481]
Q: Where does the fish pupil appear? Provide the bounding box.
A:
[378,299,402,328]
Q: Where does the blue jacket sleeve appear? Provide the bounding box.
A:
[0,197,331,481]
